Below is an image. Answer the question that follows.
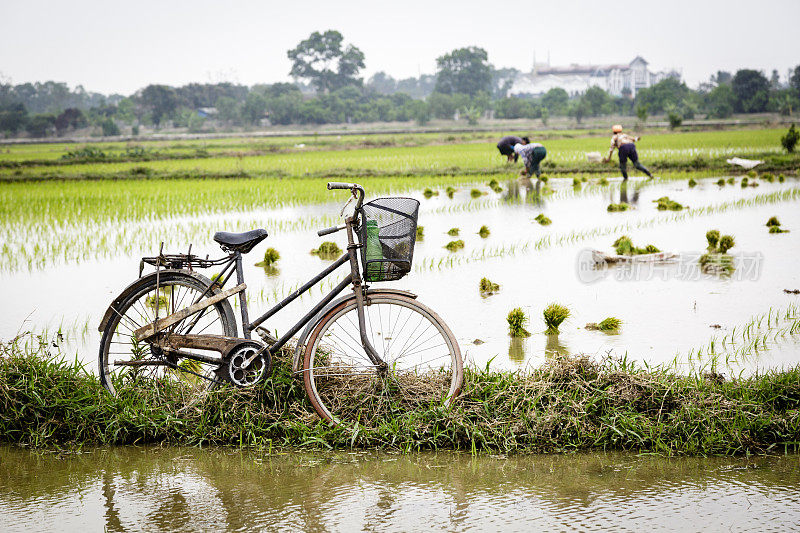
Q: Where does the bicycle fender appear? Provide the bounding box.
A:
[291,288,417,372]
[97,269,227,333]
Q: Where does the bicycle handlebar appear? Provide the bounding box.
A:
[327,182,356,190]
[317,225,344,236]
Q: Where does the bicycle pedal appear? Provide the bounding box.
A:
[255,326,278,345]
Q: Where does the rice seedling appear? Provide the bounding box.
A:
[741,177,749,187]
[747,170,757,178]
[479,277,500,294]
[585,317,622,332]
[423,188,438,198]
[700,230,736,274]
[613,236,660,255]
[534,213,552,225]
[311,241,342,258]
[470,188,483,198]
[769,226,790,233]
[478,225,490,238]
[598,177,609,186]
[779,174,786,182]
[416,225,424,239]
[716,178,726,186]
[706,229,720,251]
[572,177,582,187]
[762,173,775,182]
[447,227,460,236]
[446,186,456,198]
[766,216,781,227]
[688,178,698,187]
[543,303,570,334]
[507,307,531,337]
[727,177,735,184]
[444,239,465,252]
[607,202,630,212]
[487,179,502,193]
[539,175,549,183]
[653,196,685,210]
[255,247,280,267]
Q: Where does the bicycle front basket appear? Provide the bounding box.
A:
[358,197,419,282]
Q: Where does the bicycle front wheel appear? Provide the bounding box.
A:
[302,294,463,428]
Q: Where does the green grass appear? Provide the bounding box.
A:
[5,336,796,454]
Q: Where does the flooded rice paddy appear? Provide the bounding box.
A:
[2,174,800,375]
[2,446,799,532]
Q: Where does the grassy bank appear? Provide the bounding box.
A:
[2,336,798,455]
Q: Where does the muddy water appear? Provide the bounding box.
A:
[1,446,799,532]
[1,176,799,373]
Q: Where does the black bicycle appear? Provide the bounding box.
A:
[98,182,463,427]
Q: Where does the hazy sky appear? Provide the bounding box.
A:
[1,0,798,95]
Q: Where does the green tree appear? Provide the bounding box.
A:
[26,113,56,137]
[541,88,569,115]
[731,69,770,113]
[636,103,649,123]
[242,92,267,125]
[138,85,178,126]
[781,124,799,153]
[287,30,365,94]
[790,65,800,100]
[433,47,492,96]
[704,84,735,118]
[54,108,87,135]
[582,86,612,116]
[635,78,692,114]
[0,102,28,134]
[101,118,120,136]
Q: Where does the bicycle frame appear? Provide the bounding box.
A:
[136,184,386,371]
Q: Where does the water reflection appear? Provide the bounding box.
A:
[508,336,527,364]
[1,446,799,532]
[545,334,570,357]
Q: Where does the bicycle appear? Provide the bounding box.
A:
[98,182,463,427]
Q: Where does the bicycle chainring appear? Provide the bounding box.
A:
[220,340,271,387]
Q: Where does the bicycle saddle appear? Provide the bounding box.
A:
[213,229,268,253]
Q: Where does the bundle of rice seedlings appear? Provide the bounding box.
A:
[539,175,549,183]
[423,188,438,198]
[766,216,781,227]
[688,178,698,187]
[769,226,790,233]
[727,177,735,184]
[534,213,551,225]
[487,179,502,193]
[585,317,622,332]
[598,177,609,186]
[470,189,483,198]
[572,177,582,187]
[741,177,749,187]
[706,229,720,251]
[613,236,660,256]
[416,225,424,239]
[311,241,342,257]
[718,235,735,253]
[761,173,775,182]
[543,303,570,334]
[477,225,490,238]
[479,277,500,294]
[778,174,786,182]
[653,196,684,211]
[255,247,280,267]
[444,240,465,252]
[607,202,630,212]
[507,307,531,337]
[447,227,460,236]
[747,170,757,178]
[716,178,725,186]
[446,186,456,198]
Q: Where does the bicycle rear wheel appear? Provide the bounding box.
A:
[98,271,237,397]
[302,294,463,428]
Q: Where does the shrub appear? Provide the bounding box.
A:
[667,110,683,129]
[543,303,570,334]
[781,124,799,153]
[534,213,551,225]
[507,308,531,337]
[444,240,465,252]
[477,225,490,238]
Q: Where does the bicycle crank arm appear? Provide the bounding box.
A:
[133,284,246,341]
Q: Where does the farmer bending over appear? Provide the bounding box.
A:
[603,124,653,180]
[497,135,529,162]
[514,141,547,179]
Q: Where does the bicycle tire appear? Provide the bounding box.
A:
[98,271,237,397]
[302,294,463,427]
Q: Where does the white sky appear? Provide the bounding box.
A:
[1,0,798,95]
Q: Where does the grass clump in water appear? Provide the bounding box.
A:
[447,227,460,236]
[654,196,685,211]
[534,213,551,225]
[446,186,456,198]
[543,303,570,334]
[255,247,280,267]
[613,236,660,255]
[311,241,342,258]
[607,202,630,212]
[477,225,490,238]
[586,317,622,332]
[479,277,500,295]
[444,239,465,252]
[507,307,531,337]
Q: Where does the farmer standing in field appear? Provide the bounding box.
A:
[603,124,653,180]
[497,135,529,162]
[513,140,547,179]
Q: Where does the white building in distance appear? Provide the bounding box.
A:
[509,56,681,98]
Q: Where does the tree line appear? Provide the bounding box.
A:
[1,30,799,137]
